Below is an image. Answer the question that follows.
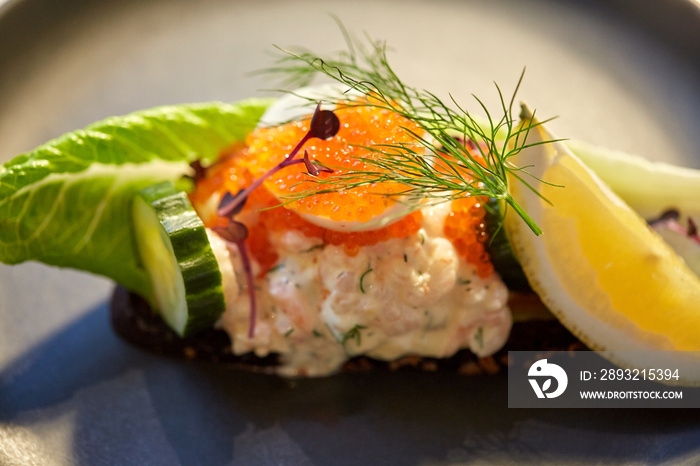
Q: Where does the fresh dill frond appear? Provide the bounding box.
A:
[261,29,558,235]
[342,324,367,347]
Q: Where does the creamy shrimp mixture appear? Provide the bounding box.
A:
[207,201,511,377]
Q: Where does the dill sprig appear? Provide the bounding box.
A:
[261,29,557,235]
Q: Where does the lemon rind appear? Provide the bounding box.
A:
[507,107,700,386]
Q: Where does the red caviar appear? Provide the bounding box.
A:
[191,152,422,274]
[241,98,422,223]
[190,101,493,279]
[444,196,493,278]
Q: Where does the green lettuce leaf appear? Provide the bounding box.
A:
[0,98,273,299]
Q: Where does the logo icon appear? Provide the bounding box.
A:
[528,358,568,399]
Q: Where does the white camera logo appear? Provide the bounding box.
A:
[528,358,568,399]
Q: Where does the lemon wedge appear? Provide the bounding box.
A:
[505,105,700,385]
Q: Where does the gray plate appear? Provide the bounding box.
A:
[1,0,699,464]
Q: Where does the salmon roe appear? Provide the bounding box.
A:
[240,98,422,223]
[190,100,493,279]
[191,151,421,274]
[444,196,494,278]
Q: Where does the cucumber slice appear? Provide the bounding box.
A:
[132,181,226,336]
[567,139,700,221]
[484,198,531,292]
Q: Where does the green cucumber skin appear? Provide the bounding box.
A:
[485,199,531,293]
[137,182,226,336]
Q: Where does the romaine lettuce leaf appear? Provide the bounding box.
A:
[0,99,272,299]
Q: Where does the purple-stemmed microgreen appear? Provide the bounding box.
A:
[189,143,246,184]
[189,160,207,183]
[219,102,340,217]
[212,102,340,338]
[217,189,248,218]
[211,220,258,338]
[649,210,700,246]
[303,150,335,176]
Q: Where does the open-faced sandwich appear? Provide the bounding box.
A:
[2,35,699,380]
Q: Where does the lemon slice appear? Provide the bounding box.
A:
[505,105,700,385]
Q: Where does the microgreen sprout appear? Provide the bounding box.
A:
[217,189,247,217]
[211,220,257,338]
[217,103,339,217]
[648,209,700,245]
[213,102,340,338]
[303,150,334,176]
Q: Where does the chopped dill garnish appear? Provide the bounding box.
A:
[262,25,561,235]
[360,266,373,293]
[342,324,367,346]
[284,328,295,337]
[475,326,484,349]
[268,263,285,274]
[300,244,325,253]
[312,329,324,338]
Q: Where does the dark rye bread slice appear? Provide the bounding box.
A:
[110,286,585,375]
